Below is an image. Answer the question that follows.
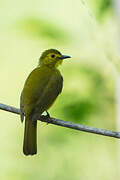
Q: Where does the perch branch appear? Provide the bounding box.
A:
[0,103,120,139]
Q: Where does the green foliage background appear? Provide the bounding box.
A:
[0,0,119,179]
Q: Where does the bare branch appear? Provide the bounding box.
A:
[0,103,120,139]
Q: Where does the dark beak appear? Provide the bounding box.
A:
[59,55,71,59]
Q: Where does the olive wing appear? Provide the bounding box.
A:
[32,70,63,120]
[20,67,52,120]
[20,67,63,121]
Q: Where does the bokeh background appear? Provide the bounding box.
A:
[0,0,120,179]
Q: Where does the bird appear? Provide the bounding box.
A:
[20,49,71,156]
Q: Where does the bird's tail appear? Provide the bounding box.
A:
[23,115,37,156]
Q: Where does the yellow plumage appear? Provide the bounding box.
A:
[20,49,71,155]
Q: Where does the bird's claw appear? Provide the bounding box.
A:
[46,111,50,118]
[40,111,52,124]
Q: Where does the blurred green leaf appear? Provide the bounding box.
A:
[97,0,112,20]
[16,17,69,44]
[63,99,97,122]
[60,64,114,124]
[89,0,112,21]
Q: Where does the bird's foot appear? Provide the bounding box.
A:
[46,111,50,118]
[45,111,52,124]
[40,111,52,124]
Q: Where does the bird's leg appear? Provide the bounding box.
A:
[42,111,52,124]
[35,111,52,124]
[45,111,52,124]
[46,111,50,118]
[40,111,50,118]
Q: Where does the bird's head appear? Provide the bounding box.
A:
[39,49,71,68]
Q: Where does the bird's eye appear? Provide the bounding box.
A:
[51,54,55,58]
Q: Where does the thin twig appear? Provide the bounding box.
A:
[0,103,120,139]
